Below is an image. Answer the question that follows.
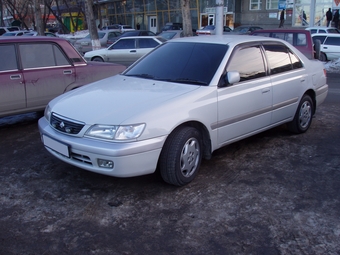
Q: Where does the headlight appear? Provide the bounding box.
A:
[85,124,145,141]
[44,105,52,122]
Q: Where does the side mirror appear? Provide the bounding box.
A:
[224,71,240,86]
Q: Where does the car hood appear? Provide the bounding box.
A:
[85,48,107,56]
[49,75,200,124]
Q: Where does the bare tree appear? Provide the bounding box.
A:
[84,0,100,51]
[3,0,31,29]
[181,0,193,37]
[34,0,44,35]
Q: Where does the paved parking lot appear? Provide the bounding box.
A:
[0,75,339,255]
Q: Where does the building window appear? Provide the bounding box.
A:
[250,0,262,10]
[266,0,278,10]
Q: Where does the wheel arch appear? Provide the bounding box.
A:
[91,56,105,62]
[304,89,316,115]
[165,121,212,160]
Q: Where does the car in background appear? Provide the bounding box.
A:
[108,30,156,44]
[159,30,184,40]
[196,25,232,35]
[311,33,340,61]
[84,36,166,66]
[250,29,315,59]
[74,29,122,55]
[229,25,263,34]
[0,26,21,36]
[23,31,57,37]
[102,24,135,33]
[0,36,126,117]
[39,35,328,186]
[306,26,339,34]
[2,31,31,36]
[161,22,183,32]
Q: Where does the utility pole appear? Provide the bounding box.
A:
[215,0,224,35]
[0,0,4,26]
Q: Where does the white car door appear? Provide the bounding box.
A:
[217,44,272,145]
[107,38,137,66]
[263,43,306,124]
[321,36,340,60]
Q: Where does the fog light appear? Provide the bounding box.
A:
[98,159,114,169]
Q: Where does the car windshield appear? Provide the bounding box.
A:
[84,32,106,39]
[202,25,215,30]
[233,26,249,33]
[160,32,177,39]
[124,42,228,86]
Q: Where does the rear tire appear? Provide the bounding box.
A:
[159,126,202,186]
[287,95,313,134]
[319,52,327,62]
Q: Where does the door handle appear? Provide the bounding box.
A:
[63,70,72,74]
[262,88,270,94]
[130,50,137,53]
[10,74,21,80]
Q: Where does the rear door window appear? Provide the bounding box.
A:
[19,43,70,68]
[263,44,293,74]
[324,36,340,46]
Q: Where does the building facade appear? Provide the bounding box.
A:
[94,0,339,33]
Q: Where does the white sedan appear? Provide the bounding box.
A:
[84,36,166,66]
[312,33,340,61]
[39,35,328,186]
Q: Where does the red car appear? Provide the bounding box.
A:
[250,29,315,60]
[0,36,126,117]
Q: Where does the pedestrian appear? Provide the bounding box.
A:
[302,11,307,26]
[326,8,333,27]
[333,9,340,29]
[279,9,285,28]
[136,23,140,30]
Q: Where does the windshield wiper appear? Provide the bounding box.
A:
[164,78,208,85]
[125,73,155,79]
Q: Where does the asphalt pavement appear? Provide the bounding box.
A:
[0,73,339,255]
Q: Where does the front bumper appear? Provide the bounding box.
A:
[38,117,166,178]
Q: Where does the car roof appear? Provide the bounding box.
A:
[0,36,70,43]
[311,33,340,37]
[306,26,332,29]
[118,35,162,39]
[251,29,309,33]
[170,34,285,45]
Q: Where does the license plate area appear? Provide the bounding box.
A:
[43,135,70,158]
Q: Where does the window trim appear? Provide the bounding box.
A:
[250,0,262,10]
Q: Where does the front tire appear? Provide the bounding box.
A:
[92,57,104,62]
[287,94,313,134]
[159,126,202,186]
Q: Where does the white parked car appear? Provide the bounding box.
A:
[84,36,166,66]
[311,33,340,61]
[39,35,328,186]
[305,26,339,34]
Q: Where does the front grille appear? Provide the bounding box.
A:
[50,113,85,135]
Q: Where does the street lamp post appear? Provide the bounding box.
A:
[215,0,224,35]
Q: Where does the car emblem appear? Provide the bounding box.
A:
[59,121,65,129]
